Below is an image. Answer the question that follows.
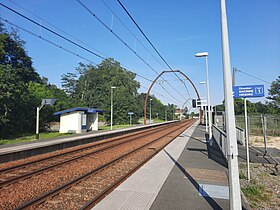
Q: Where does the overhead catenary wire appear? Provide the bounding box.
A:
[159,83,183,104]
[3,1,154,85]
[7,0,108,58]
[116,0,192,98]
[0,2,105,60]
[0,18,170,101]
[140,85,183,105]
[0,18,97,65]
[0,2,185,105]
[1,18,154,85]
[3,19,180,109]
[75,0,159,75]
[75,0,188,102]
[236,69,271,85]
[98,0,167,70]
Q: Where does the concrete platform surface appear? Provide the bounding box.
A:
[93,122,231,210]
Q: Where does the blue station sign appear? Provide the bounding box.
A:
[233,85,264,98]
[128,112,134,115]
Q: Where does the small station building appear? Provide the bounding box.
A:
[54,107,104,133]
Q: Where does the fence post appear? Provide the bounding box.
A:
[261,115,267,156]
[248,116,250,135]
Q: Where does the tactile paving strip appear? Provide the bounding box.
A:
[120,191,153,210]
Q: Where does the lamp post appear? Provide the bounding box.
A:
[149,98,153,124]
[36,98,56,139]
[111,86,116,130]
[220,0,241,209]
[199,81,208,133]
[195,52,212,139]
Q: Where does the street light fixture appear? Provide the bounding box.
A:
[111,86,116,130]
[199,81,208,133]
[195,52,212,140]
[36,98,56,139]
[149,98,153,124]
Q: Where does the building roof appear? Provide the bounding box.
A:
[54,107,104,116]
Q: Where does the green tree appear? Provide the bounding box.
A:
[62,58,141,124]
[0,22,71,138]
[0,26,40,83]
[254,102,269,114]
[267,76,280,114]
[27,82,73,131]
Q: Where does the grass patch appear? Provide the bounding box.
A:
[0,132,72,145]
[99,124,132,131]
[99,119,168,131]
[242,183,272,208]
[239,170,247,179]
[153,118,166,123]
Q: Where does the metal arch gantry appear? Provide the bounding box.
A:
[143,70,202,125]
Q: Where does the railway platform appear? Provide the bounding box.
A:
[93,122,232,210]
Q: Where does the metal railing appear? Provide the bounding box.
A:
[235,115,280,136]
[236,126,245,145]
[212,125,244,159]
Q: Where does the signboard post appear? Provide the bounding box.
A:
[233,85,264,181]
[36,98,57,139]
[128,112,134,126]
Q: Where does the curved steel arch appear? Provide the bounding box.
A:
[143,70,202,125]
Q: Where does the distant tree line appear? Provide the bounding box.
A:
[61,60,178,125]
[214,76,280,115]
[0,22,176,139]
[1,21,278,139]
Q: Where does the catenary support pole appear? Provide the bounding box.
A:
[220,0,242,209]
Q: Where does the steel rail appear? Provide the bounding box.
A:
[0,123,176,187]
[81,120,194,210]
[15,120,194,209]
[0,123,174,174]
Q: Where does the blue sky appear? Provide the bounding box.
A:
[1,0,279,110]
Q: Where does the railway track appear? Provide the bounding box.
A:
[0,123,173,187]
[0,120,195,209]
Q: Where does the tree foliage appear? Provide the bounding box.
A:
[61,59,141,124]
[266,76,280,114]
[0,23,70,138]
[0,21,182,139]
[214,76,280,116]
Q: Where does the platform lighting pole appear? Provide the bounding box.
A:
[111,86,116,130]
[220,0,242,209]
[199,81,208,133]
[36,106,42,139]
[36,99,56,139]
[196,52,212,140]
[149,98,153,124]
